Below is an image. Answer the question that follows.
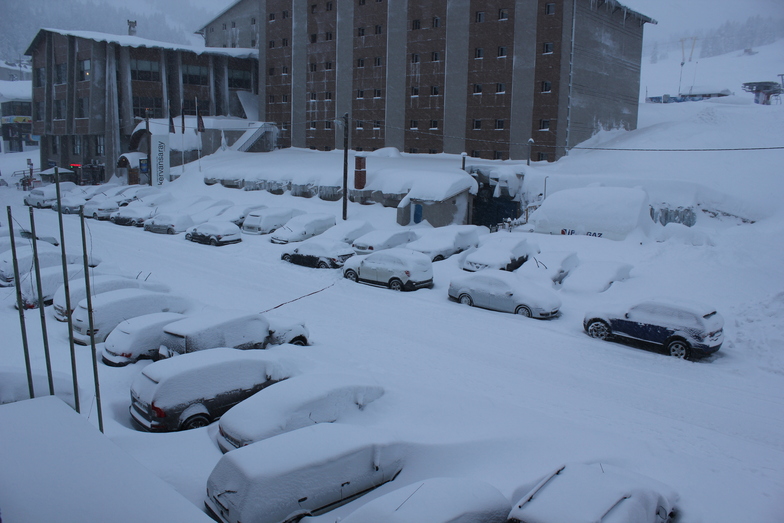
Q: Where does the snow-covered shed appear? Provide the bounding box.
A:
[530,186,651,241]
[395,170,478,227]
[0,396,214,522]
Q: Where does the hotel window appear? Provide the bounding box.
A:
[411,53,420,63]
[269,13,276,21]
[78,59,91,81]
[545,3,555,14]
[326,2,333,10]
[282,66,288,74]
[131,96,163,118]
[543,42,554,54]
[310,62,317,72]
[475,11,485,22]
[325,120,333,129]
[228,69,251,89]
[72,136,81,155]
[282,38,288,46]
[269,40,275,48]
[495,119,505,130]
[538,152,549,161]
[411,86,419,96]
[77,97,88,118]
[539,119,550,131]
[497,46,507,57]
[357,58,365,67]
[412,19,421,30]
[498,8,509,20]
[311,4,317,13]
[473,84,482,94]
[471,150,481,157]
[357,89,364,98]
[231,21,236,28]
[35,68,45,87]
[373,120,381,129]
[472,119,482,130]
[282,10,288,18]
[430,120,439,129]
[251,39,256,47]
[325,91,333,100]
[268,67,276,76]
[55,63,67,84]
[310,92,317,101]
[541,81,552,93]
[374,89,381,98]
[309,121,317,129]
[496,83,506,93]
[52,136,58,154]
[375,25,382,34]
[183,64,208,85]
[432,17,440,28]
[409,120,418,129]
[374,56,382,66]
[269,94,275,103]
[54,99,65,119]
[431,51,440,61]
[355,120,364,129]
[34,101,43,121]
[475,48,484,58]
[251,17,256,24]
[282,94,288,102]
[431,85,440,95]
[358,0,365,4]
[357,27,365,36]
[325,31,333,40]
[130,59,160,81]
[324,61,333,70]
[310,34,317,43]
[95,135,105,156]
[494,151,504,159]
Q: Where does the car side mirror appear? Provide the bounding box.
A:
[506,292,513,296]
[624,313,629,318]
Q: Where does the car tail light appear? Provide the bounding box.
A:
[120,352,133,359]
[405,270,411,277]
[368,246,374,250]
[216,235,223,240]
[151,402,166,418]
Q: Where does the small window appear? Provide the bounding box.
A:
[473,119,482,130]
[309,121,317,129]
[325,32,333,40]
[538,152,549,161]
[310,34,317,43]
[282,66,288,74]
[310,92,317,101]
[282,10,289,18]
[356,120,364,129]
[268,67,275,76]
[282,94,289,102]
[357,58,365,67]
[222,23,227,30]
[374,56,382,66]
[374,89,382,98]
[251,17,256,24]
[72,136,82,155]
[431,85,440,95]
[76,97,88,118]
[282,38,289,46]
[410,86,419,96]
[429,149,438,154]
[498,8,509,20]
[95,135,104,156]
[269,94,275,103]
[311,4,317,13]
[357,89,364,98]
[310,63,317,72]
[431,51,440,61]
[231,21,236,28]
[325,61,333,70]
[325,91,333,100]
[78,59,91,81]
[269,40,275,48]
[409,148,418,154]
[357,27,365,37]
[412,19,421,30]
[269,13,276,21]
[471,150,481,158]
[373,120,381,129]
[475,48,484,59]
[539,119,550,131]
[495,119,505,130]
[543,42,554,54]
[496,83,506,93]
[409,120,418,129]
[545,3,555,15]
[430,120,439,129]
[411,53,420,63]
[375,25,382,34]
[475,11,485,22]
[326,2,333,10]
[494,151,504,159]
[432,17,440,28]
[251,39,256,47]
[325,120,333,129]
[359,0,365,4]
[497,46,507,57]
[473,84,482,94]
[541,81,552,93]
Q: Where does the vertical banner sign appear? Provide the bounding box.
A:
[152,134,170,185]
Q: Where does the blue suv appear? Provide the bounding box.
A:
[583,300,724,360]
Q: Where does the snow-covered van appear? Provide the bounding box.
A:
[157,310,309,357]
[129,348,295,432]
[71,289,190,345]
[205,423,405,523]
[53,275,170,321]
[101,312,187,367]
[241,207,305,235]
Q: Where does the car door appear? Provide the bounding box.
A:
[470,275,499,310]
[613,303,669,343]
[358,255,383,284]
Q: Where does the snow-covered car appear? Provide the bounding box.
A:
[405,225,486,261]
[281,237,355,268]
[143,213,194,234]
[53,275,170,321]
[16,264,85,309]
[339,477,510,523]
[351,228,418,254]
[448,270,561,319]
[109,192,174,226]
[113,185,160,207]
[216,373,385,452]
[343,248,433,291]
[205,424,405,523]
[270,213,336,244]
[583,300,724,360]
[156,310,308,358]
[83,185,142,218]
[318,219,373,244]
[129,348,295,432]
[507,463,678,523]
[241,207,305,234]
[101,312,187,366]
[71,289,190,345]
[516,251,579,285]
[213,204,267,226]
[0,245,99,287]
[185,221,242,246]
[460,233,539,272]
[23,182,77,208]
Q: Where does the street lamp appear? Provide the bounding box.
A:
[526,138,534,166]
[461,152,467,171]
[543,175,549,200]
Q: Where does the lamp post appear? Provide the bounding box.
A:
[527,138,534,166]
[461,152,467,171]
[543,175,549,200]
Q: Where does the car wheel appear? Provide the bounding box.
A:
[515,305,533,317]
[167,228,175,235]
[458,294,473,307]
[282,253,292,262]
[185,233,192,241]
[37,202,43,209]
[433,255,445,262]
[667,339,692,360]
[144,224,150,231]
[210,237,218,246]
[388,278,404,291]
[289,336,308,346]
[181,414,210,430]
[92,212,98,219]
[587,320,611,340]
[317,261,330,269]
[345,269,358,282]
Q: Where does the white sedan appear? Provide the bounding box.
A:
[448,270,560,318]
[343,248,433,291]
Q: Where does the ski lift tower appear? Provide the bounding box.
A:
[742,81,783,105]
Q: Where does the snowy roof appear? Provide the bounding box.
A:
[0,80,32,103]
[0,396,214,522]
[25,28,258,59]
[680,85,732,96]
[399,170,478,206]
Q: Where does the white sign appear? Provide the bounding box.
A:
[152,135,170,186]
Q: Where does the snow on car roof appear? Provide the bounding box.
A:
[162,310,267,336]
[294,238,353,256]
[140,347,291,384]
[193,221,240,233]
[76,288,170,309]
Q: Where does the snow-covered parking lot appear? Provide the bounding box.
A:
[1,82,784,523]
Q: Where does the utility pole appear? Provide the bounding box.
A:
[145,108,152,186]
[342,113,349,221]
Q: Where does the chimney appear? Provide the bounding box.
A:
[128,20,137,36]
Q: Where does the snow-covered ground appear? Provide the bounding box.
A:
[0,42,783,523]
